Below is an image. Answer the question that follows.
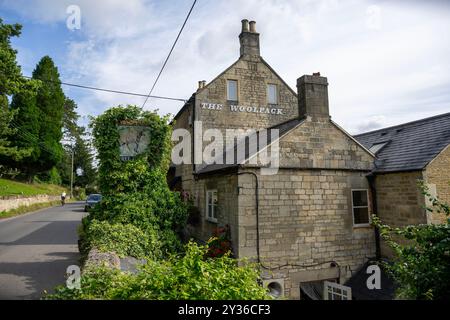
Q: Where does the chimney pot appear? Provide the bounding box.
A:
[313,72,321,76]
[241,19,249,32]
[239,19,260,57]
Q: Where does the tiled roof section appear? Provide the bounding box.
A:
[354,112,450,172]
[196,118,303,175]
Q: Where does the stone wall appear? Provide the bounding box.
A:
[195,56,298,142]
[237,168,375,299]
[0,194,62,213]
[374,171,427,257]
[187,174,240,254]
[424,144,450,224]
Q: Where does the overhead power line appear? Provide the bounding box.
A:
[23,76,186,102]
[141,0,197,109]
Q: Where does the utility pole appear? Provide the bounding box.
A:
[70,144,74,199]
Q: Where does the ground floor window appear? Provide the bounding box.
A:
[323,281,352,300]
[351,189,370,226]
[206,189,218,222]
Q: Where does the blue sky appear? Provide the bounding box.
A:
[1,0,449,133]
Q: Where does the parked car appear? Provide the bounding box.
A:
[84,194,102,212]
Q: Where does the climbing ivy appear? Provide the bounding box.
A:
[84,105,188,257]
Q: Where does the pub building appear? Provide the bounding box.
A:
[168,19,450,299]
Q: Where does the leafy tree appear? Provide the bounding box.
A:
[73,133,96,188]
[0,18,23,97]
[32,56,65,173]
[63,98,79,139]
[8,89,40,179]
[373,181,450,300]
[0,18,33,163]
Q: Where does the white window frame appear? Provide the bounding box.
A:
[206,189,218,223]
[351,189,370,227]
[267,83,278,104]
[227,79,238,101]
[323,281,352,300]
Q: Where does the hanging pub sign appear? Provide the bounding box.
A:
[118,120,151,161]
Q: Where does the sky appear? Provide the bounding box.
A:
[0,0,449,134]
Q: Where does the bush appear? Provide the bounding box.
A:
[47,241,270,300]
[83,220,161,259]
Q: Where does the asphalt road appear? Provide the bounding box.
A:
[0,201,86,300]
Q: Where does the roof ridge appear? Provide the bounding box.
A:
[354,112,450,137]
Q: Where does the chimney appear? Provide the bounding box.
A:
[297,73,330,120]
[197,80,206,91]
[239,19,260,57]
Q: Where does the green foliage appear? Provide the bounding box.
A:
[33,56,65,172]
[372,180,450,300]
[47,241,270,300]
[86,105,188,256]
[82,219,161,259]
[0,18,23,95]
[0,178,67,197]
[0,18,34,163]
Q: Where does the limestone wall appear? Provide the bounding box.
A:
[0,194,62,212]
[237,168,375,298]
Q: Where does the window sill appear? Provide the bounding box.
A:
[353,223,372,229]
[206,218,218,224]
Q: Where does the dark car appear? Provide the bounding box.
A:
[84,194,102,212]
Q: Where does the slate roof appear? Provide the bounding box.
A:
[354,112,450,173]
[196,118,303,175]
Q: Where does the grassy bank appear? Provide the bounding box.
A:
[0,200,62,219]
[0,178,68,197]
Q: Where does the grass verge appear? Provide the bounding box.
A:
[0,178,68,197]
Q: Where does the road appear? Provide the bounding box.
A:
[0,202,86,299]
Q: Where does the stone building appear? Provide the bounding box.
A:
[355,113,450,256]
[169,19,450,299]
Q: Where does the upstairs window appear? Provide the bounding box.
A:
[227,80,238,101]
[352,189,370,226]
[206,190,218,223]
[267,84,278,104]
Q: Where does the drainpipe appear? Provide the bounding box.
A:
[367,173,381,260]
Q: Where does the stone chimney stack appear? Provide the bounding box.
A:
[297,73,330,120]
[239,19,260,57]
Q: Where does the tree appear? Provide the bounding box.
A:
[0,18,32,164]
[32,56,65,173]
[8,89,40,179]
[373,181,450,300]
[57,98,96,189]
[73,131,96,188]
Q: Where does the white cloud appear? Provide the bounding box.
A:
[4,0,450,133]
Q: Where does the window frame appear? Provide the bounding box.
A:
[226,79,238,102]
[267,83,278,105]
[206,189,218,223]
[351,189,371,227]
[323,281,352,300]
